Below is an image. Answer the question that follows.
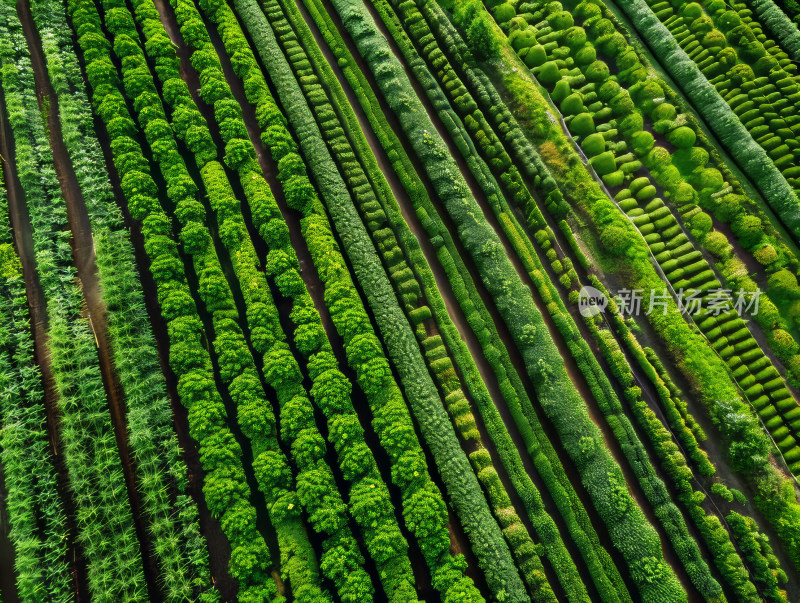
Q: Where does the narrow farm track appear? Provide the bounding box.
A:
[16,3,164,597]
[0,78,89,601]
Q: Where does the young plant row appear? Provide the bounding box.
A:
[166,0,494,600]
[293,1,635,600]
[0,5,146,598]
[0,172,71,602]
[24,0,213,596]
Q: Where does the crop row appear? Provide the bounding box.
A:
[383,0,767,598]
[66,0,282,597]
[0,5,146,598]
[0,173,71,601]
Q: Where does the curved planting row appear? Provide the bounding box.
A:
[487,0,800,475]
[290,1,639,600]
[0,175,71,602]
[0,5,147,599]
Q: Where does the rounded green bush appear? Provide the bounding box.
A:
[667,126,697,149]
[581,132,606,156]
[538,61,562,85]
[590,151,617,175]
[564,26,587,49]
[636,184,657,201]
[682,3,703,19]
[524,45,548,68]
[631,130,655,155]
[647,146,672,170]
[598,79,621,102]
[630,177,650,195]
[602,170,625,187]
[619,112,644,134]
[510,27,537,51]
[689,211,713,237]
[560,92,585,115]
[673,182,696,205]
[732,214,763,248]
[493,2,516,23]
[574,45,596,66]
[547,10,574,30]
[551,79,571,104]
[571,113,595,135]
[698,168,724,191]
[754,245,778,266]
[585,60,611,83]
[651,102,677,122]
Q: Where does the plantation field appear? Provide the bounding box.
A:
[0,0,800,600]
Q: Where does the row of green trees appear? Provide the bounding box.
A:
[0,4,147,598]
